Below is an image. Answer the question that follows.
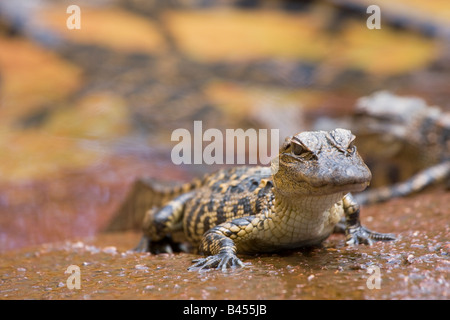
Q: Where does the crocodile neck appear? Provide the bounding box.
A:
[259,189,345,248]
[273,189,344,217]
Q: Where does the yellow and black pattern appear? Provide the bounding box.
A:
[182,166,274,244]
[134,166,275,255]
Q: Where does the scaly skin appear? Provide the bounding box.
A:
[112,129,396,271]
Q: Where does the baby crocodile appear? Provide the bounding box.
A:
[352,91,450,204]
[110,128,396,271]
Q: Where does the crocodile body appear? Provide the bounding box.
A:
[109,128,395,271]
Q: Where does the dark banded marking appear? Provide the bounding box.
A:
[355,161,450,205]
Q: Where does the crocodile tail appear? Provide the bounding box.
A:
[354,161,450,205]
[104,177,203,232]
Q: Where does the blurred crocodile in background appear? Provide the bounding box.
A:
[316,91,450,204]
[352,91,450,204]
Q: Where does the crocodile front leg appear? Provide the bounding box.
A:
[188,217,256,271]
[343,193,396,245]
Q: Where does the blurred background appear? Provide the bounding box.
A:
[0,0,449,252]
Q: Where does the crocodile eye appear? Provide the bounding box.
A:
[347,140,356,154]
[291,143,304,156]
[348,145,356,154]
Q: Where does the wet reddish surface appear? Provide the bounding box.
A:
[0,152,194,252]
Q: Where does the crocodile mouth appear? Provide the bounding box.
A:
[302,180,370,196]
[335,181,370,194]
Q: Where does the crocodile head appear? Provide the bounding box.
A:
[273,128,372,196]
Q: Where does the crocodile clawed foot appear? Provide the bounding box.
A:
[188,252,247,272]
[346,226,396,246]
